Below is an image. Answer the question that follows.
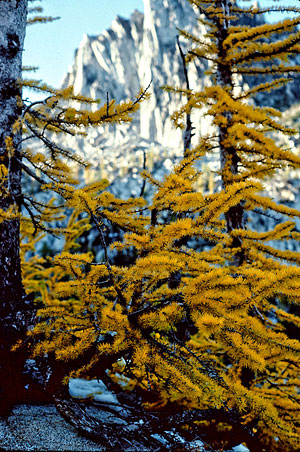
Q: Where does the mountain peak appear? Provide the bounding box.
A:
[62,0,203,144]
[60,0,300,197]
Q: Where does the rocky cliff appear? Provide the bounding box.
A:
[59,0,300,202]
[59,0,214,195]
[62,0,207,148]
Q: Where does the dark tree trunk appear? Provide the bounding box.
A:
[215,0,245,266]
[0,0,34,416]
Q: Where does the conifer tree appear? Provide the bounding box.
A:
[15,1,300,451]
[0,0,147,416]
[0,0,33,416]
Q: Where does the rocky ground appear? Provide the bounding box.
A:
[0,404,104,451]
[0,407,250,452]
[0,380,250,452]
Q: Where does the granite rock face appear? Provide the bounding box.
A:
[60,0,300,204]
[60,0,212,186]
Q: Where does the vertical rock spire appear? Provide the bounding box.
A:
[59,0,300,189]
[62,0,201,148]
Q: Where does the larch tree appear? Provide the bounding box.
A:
[23,1,300,451]
[0,0,32,417]
[0,0,147,417]
[3,0,300,451]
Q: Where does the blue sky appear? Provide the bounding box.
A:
[23,0,144,89]
[23,0,299,92]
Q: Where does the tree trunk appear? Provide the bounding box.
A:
[215,0,245,265]
[0,0,33,416]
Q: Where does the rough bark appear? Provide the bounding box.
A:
[0,0,34,416]
[215,0,245,265]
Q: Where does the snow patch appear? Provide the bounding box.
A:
[232,444,250,452]
[69,378,120,407]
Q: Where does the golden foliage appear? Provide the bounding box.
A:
[19,1,300,451]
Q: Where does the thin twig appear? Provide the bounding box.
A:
[188,49,217,63]
[22,95,53,119]
[83,202,127,309]
[22,198,59,237]
[17,158,47,185]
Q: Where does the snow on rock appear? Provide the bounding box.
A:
[232,444,250,452]
[69,378,120,407]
